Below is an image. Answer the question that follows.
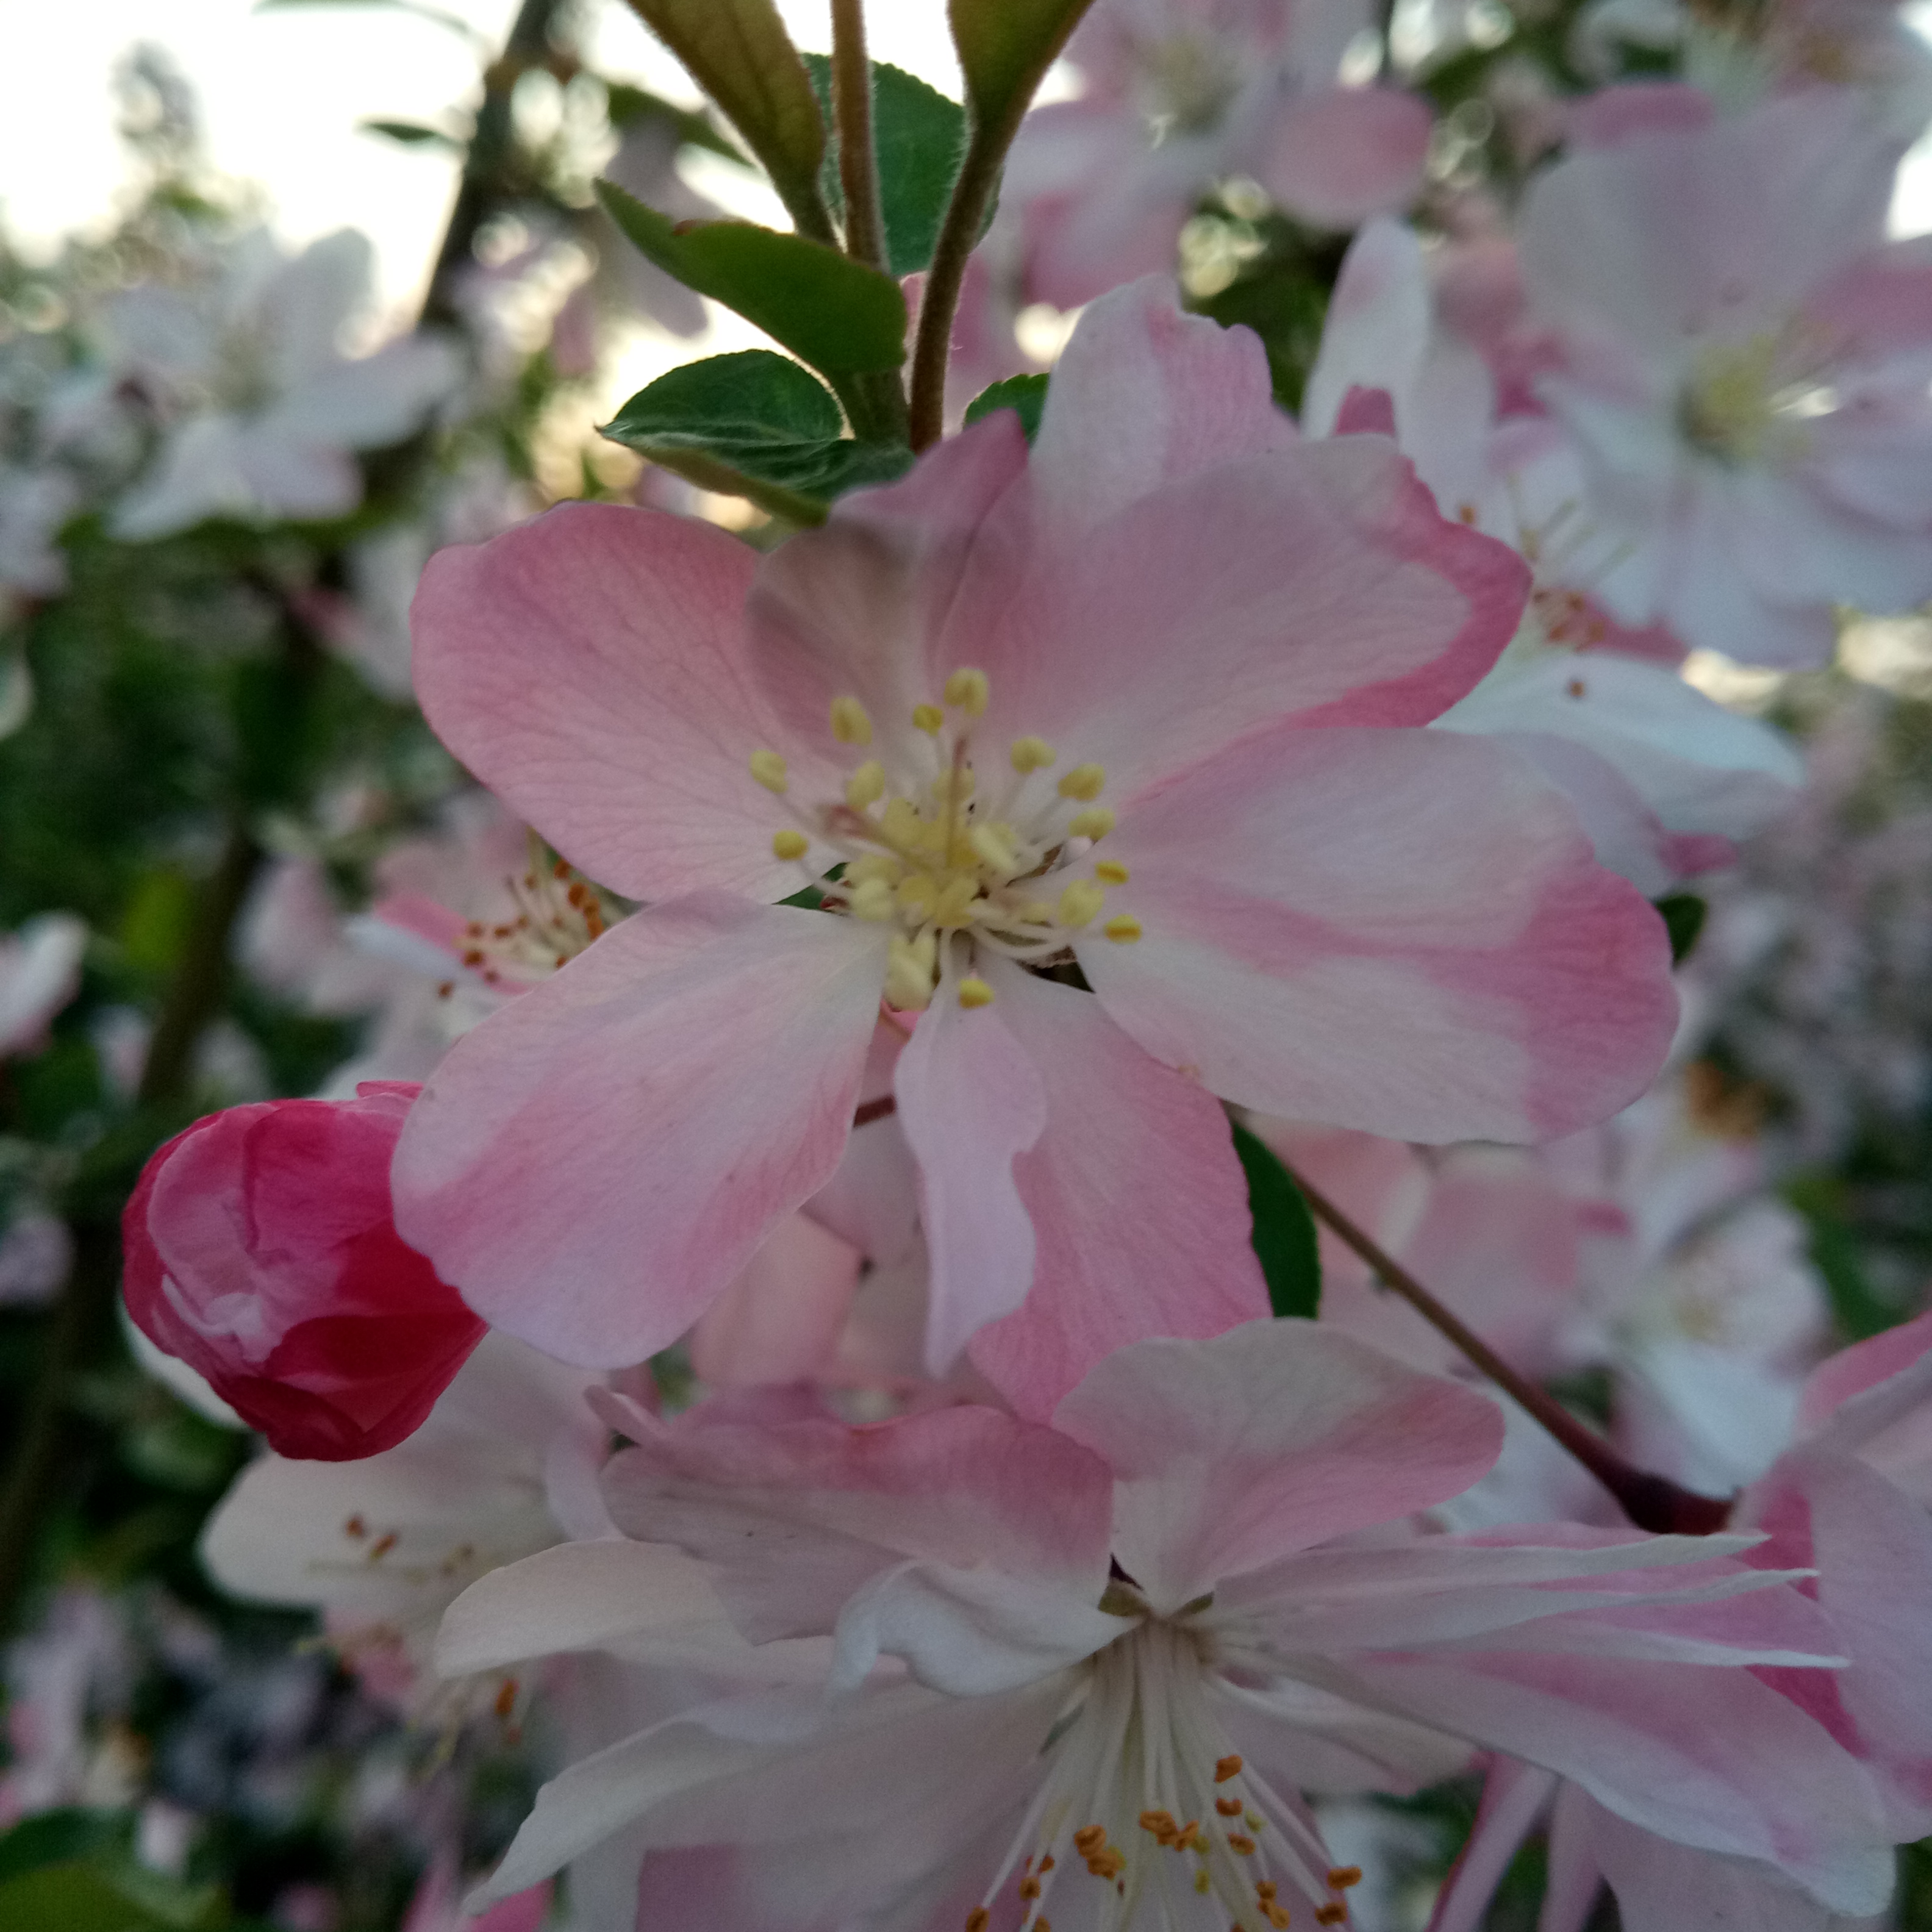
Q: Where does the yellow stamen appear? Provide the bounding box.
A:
[970,825,1018,875]
[897,875,939,918]
[772,830,809,862]
[944,667,990,716]
[885,933,937,1009]
[932,876,979,928]
[1103,914,1142,943]
[830,695,873,746]
[847,853,901,887]
[748,750,789,793]
[957,976,995,1009]
[1068,806,1116,842]
[1010,735,1056,772]
[1058,764,1105,801]
[1016,898,1053,925]
[1093,859,1129,885]
[845,760,886,809]
[1195,1870,1212,1895]
[1057,879,1105,928]
[850,879,896,922]
[912,703,944,734]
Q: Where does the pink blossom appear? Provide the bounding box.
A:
[1304,216,1806,892]
[441,1320,1884,1927]
[1517,91,1932,665]
[1008,0,1432,308]
[123,1082,485,1460]
[394,278,1676,1410]
[0,911,86,1057]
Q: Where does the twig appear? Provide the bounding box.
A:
[906,115,1004,451]
[1279,1158,1734,1536]
[830,0,887,273]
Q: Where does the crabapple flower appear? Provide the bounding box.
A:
[446,1322,1884,1929]
[202,1332,610,1711]
[0,911,86,1057]
[108,229,459,540]
[1517,91,1932,666]
[395,277,1676,1409]
[1007,0,1433,309]
[122,1082,485,1460]
[1304,217,1806,892]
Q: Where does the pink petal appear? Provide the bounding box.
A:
[1080,724,1677,1141]
[410,503,815,901]
[1798,1311,1932,1435]
[968,433,1529,798]
[1564,82,1717,151]
[965,961,1268,1421]
[1026,277,1293,541]
[1426,1759,1556,1932]
[892,968,1049,1375]
[1051,1320,1504,1609]
[1334,385,1398,435]
[390,896,887,1365]
[1261,87,1433,230]
[688,1212,865,1388]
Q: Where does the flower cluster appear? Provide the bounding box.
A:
[4,1,1932,1928]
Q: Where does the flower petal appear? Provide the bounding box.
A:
[391,896,887,1365]
[1080,724,1677,1140]
[1052,1320,1504,1609]
[965,961,1268,1420]
[410,503,816,901]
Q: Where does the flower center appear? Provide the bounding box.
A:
[1678,332,1835,470]
[750,668,1141,1012]
[963,1615,1362,1932]
[457,849,615,989]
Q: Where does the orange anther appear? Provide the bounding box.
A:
[1315,1906,1347,1925]
[343,1515,366,1538]
[1326,1868,1362,1890]
[1086,1849,1123,1880]
[367,1531,398,1561]
[1227,1834,1256,1856]
[1072,1827,1107,1855]
[965,1912,989,1932]
[493,1678,517,1719]
[1214,1755,1243,1783]
[1215,1797,1243,1817]
[1139,1809,1178,1844]
[1018,1877,1041,1900]
[1039,1856,1054,1873]
[1176,1821,1206,1852]
[1265,1908,1292,1930]
[1256,1881,1278,1901]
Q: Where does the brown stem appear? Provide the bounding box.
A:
[830,0,887,272]
[907,118,1003,450]
[1279,1159,1734,1536]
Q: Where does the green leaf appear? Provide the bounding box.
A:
[602,351,912,521]
[1230,1122,1322,1319]
[801,56,971,277]
[595,183,907,375]
[949,0,1097,138]
[964,373,1049,442]
[0,1811,132,1884]
[1654,892,1706,966]
[623,0,832,239]
[357,117,460,149]
[0,1862,222,1931]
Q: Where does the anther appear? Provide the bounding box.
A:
[1216,1797,1243,1817]
[749,750,789,793]
[958,977,995,1009]
[1094,859,1129,885]
[912,703,944,734]
[944,667,990,716]
[850,879,896,922]
[1315,1906,1347,1925]
[772,830,810,862]
[966,1912,989,1932]
[1139,1809,1179,1844]
[830,695,873,745]
[1228,1834,1256,1856]
[970,825,1018,875]
[1068,806,1116,842]
[1215,1756,1244,1783]
[1059,764,1106,801]
[1057,880,1105,928]
[1018,1876,1041,1900]
[1073,1828,1107,1855]
[494,1678,518,1719]
[1103,914,1142,943]
[1010,735,1056,772]
[1195,1870,1212,1895]
[846,760,886,809]
[1326,1869,1362,1890]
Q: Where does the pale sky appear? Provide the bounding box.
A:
[1,0,1928,377]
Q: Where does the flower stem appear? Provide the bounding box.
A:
[1278,1159,1734,1536]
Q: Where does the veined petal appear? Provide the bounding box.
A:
[410,503,821,901]
[391,896,887,1366]
[1053,1320,1504,1609]
[892,971,1049,1375]
[965,961,1268,1422]
[1080,724,1676,1142]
